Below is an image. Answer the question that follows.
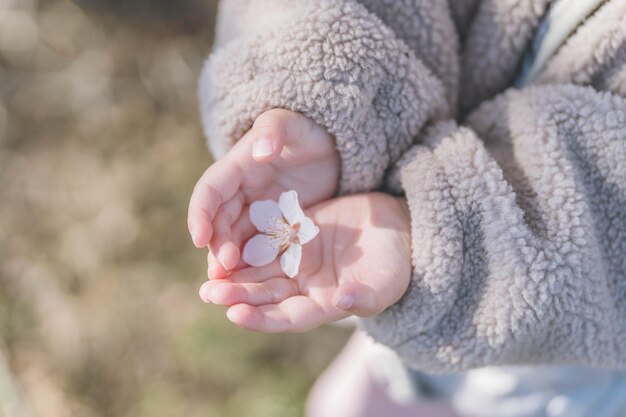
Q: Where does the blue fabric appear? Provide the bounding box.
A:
[514,2,553,87]
[514,0,607,87]
[408,367,626,417]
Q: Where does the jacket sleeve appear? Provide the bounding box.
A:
[199,0,448,194]
[362,85,626,372]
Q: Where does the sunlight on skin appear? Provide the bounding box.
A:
[187,108,339,277]
[199,193,412,333]
[189,109,411,333]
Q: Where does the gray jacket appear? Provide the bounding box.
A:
[199,0,626,373]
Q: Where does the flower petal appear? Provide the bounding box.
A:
[242,234,280,267]
[297,217,319,245]
[249,200,282,232]
[280,244,302,278]
[279,190,304,226]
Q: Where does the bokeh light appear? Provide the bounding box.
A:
[0,1,350,416]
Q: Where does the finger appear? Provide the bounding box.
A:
[207,211,274,280]
[209,193,245,270]
[249,109,313,163]
[226,262,284,284]
[213,208,275,278]
[226,296,347,333]
[198,277,299,306]
[228,206,257,252]
[187,161,243,248]
[207,250,229,280]
[332,282,383,317]
[212,207,258,272]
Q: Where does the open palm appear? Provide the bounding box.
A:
[188,109,339,276]
[199,193,412,333]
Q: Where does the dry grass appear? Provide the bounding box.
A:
[0,1,351,416]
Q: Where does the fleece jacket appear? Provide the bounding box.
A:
[199,0,626,372]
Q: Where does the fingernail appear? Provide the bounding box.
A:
[218,251,228,269]
[335,294,354,310]
[191,231,199,247]
[226,307,237,322]
[199,284,212,303]
[252,139,274,158]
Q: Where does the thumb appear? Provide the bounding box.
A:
[332,282,383,317]
[249,109,294,162]
[249,109,315,162]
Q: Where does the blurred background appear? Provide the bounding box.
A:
[0,0,350,416]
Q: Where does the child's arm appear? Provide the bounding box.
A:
[194,0,626,373]
[199,0,448,194]
[191,0,451,273]
[188,109,340,273]
[362,85,626,372]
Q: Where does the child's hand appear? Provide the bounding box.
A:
[188,109,339,274]
[198,193,412,333]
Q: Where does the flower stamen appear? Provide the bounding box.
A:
[242,190,319,278]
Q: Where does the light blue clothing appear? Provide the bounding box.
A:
[409,367,626,417]
[515,0,607,86]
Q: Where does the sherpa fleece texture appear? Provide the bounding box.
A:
[200,0,448,194]
[199,0,626,371]
[362,85,626,371]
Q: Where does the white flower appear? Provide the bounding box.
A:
[242,190,319,278]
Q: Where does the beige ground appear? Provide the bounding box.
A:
[0,1,350,416]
